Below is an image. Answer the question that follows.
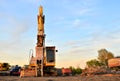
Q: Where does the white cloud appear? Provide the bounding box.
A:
[73,19,81,27]
[80,9,93,15]
[0,12,34,66]
[0,13,30,39]
[10,19,29,38]
[20,0,43,5]
[63,32,120,56]
[57,27,120,68]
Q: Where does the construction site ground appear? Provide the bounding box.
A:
[0,74,120,81]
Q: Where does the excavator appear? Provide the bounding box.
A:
[20,6,57,77]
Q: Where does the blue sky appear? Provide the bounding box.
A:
[0,0,120,68]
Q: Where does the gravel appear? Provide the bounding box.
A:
[0,75,120,81]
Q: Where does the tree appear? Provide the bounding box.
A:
[69,66,82,75]
[98,49,114,66]
[1,63,10,71]
[76,67,82,74]
[86,59,104,68]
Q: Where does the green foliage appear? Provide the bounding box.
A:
[85,48,115,71]
[76,67,82,74]
[86,59,104,68]
[98,49,114,66]
[2,63,9,67]
[0,62,10,71]
[69,66,82,75]
[111,67,120,71]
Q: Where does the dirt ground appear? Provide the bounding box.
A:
[0,75,120,81]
